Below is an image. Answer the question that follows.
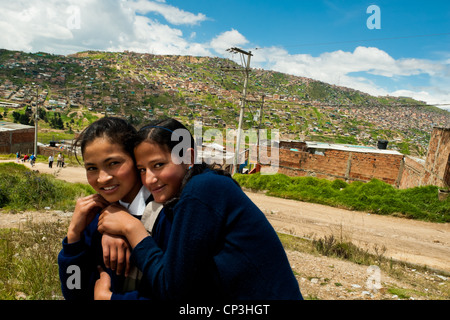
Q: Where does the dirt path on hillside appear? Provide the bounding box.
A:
[1,159,449,299]
[9,160,89,184]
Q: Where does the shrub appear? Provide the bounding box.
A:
[0,163,94,211]
[331,179,348,190]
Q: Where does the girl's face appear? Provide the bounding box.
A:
[83,137,141,203]
[134,141,190,204]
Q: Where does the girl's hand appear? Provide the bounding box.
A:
[98,203,150,249]
[97,203,133,236]
[67,194,109,243]
[94,266,112,300]
[101,233,132,276]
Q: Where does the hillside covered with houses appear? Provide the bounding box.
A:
[0,49,449,157]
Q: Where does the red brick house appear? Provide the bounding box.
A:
[0,121,35,154]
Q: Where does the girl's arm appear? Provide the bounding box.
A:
[100,196,223,300]
[98,203,149,248]
[67,194,109,243]
[101,233,132,276]
[58,215,103,300]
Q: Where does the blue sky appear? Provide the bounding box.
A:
[1,0,449,108]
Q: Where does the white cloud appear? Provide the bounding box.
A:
[128,0,207,26]
[210,29,249,55]
[251,46,449,106]
[0,0,211,56]
[255,46,444,82]
[0,0,448,107]
[0,0,139,53]
[107,15,211,56]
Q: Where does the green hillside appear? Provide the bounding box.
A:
[0,49,449,156]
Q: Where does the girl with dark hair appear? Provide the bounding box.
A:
[97,118,302,300]
[58,117,166,300]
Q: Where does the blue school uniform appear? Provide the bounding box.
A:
[130,169,303,300]
[57,198,172,300]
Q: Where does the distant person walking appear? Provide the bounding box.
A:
[30,154,36,167]
[57,153,65,167]
[48,155,54,168]
[57,153,62,167]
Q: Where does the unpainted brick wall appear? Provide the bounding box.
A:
[258,127,450,189]
[398,156,425,189]
[0,129,35,154]
[263,146,404,185]
[421,127,450,188]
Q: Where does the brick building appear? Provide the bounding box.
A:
[258,126,450,189]
[0,121,35,154]
[261,140,405,186]
[400,127,450,189]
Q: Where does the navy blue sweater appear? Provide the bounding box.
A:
[131,170,303,300]
[57,210,172,300]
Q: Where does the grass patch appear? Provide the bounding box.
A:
[0,162,94,212]
[387,287,412,300]
[278,232,450,300]
[311,234,386,266]
[235,173,450,223]
[0,162,95,299]
[0,220,69,299]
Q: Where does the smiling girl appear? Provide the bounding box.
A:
[58,117,164,300]
[97,118,302,300]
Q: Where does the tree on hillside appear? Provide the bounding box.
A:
[12,109,33,126]
[49,113,64,130]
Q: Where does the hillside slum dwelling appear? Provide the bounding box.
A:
[254,126,450,190]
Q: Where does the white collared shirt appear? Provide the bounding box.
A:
[119,185,151,217]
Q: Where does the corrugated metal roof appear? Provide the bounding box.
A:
[0,121,35,132]
[305,141,403,155]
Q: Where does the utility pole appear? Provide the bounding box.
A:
[246,94,265,165]
[32,84,39,156]
[226,47,253,175]
[257,94,265,164]
[35,88,38,156]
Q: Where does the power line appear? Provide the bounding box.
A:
[255,32,450,50]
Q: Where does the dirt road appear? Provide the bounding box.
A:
[16,160,89,184]
[2,160,449,299]
[10,159,449,273]
[247,192,450,273]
